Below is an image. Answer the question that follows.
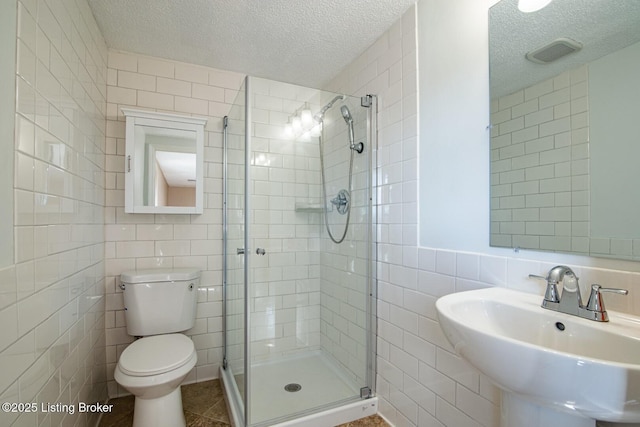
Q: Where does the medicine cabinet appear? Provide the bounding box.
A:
[122,109,206,214]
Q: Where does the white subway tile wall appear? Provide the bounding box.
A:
[328,5,640,427]
[1,0,108,426]
[104,50,245,396]
[326,7,470,426]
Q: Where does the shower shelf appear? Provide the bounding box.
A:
[294,202,325,213]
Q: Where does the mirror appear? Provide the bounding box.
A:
[489,0,640,260]
[122,109,206,214]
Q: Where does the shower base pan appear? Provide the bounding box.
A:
[220,350,377,426]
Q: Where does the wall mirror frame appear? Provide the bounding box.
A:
[122,108,206,214]
[489,0,640,261]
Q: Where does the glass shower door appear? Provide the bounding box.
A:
[245,77,376,426]
[223,79,247,425]
[223,76,376,427]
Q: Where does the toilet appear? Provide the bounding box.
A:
[114,269,200,427]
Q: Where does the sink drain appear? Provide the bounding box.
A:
[284,383,302,392]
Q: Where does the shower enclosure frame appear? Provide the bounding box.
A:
[221,76,378,427]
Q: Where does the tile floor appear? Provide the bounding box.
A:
[98,379,389,427]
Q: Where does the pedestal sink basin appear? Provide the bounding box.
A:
[436,287,640,426]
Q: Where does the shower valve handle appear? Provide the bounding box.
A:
[256,248,266,255]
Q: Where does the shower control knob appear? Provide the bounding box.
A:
[256,248,266,255]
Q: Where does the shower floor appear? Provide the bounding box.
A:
[248,350,362,425]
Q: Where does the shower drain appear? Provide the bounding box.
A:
[284,383,302,392]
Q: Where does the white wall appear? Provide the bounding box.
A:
[590,41,640,241]
[418,0,491,251]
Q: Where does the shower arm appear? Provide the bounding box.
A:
[314,95,346,122]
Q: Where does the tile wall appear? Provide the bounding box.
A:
[327,6,441,425]
[104,53,373,397]
[103,50,245,396]
[329,4,640,427]
[0,0,109,425]
[318,98,372,386]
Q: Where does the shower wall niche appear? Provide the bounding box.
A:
[222,76,376,427]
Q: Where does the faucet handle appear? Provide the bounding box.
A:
[585,284,629,315]
[529,273,559,303]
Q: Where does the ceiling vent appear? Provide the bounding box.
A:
[526,38,582,64]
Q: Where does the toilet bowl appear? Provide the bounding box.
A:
[114,334,197,427]
[114,269,200,427]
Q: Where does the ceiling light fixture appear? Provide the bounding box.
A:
[284,121,294,138]
[292,116,302,132]
[518,0,552,13]
[283,103,322,140]
[300,108,313,127]
[300,105,313,127]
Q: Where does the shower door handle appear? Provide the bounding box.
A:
[237,248,266,255]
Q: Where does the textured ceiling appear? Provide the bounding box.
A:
[87,0,415,88]
[490,0,640,98]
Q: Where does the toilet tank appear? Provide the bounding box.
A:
[120,269,200,336]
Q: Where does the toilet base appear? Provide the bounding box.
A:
[132,385,186,427]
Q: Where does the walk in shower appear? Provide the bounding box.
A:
[221,76,377,426]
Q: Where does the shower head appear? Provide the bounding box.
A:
[340,105,353,125]
[340,105,355,146]
[314,95,345,122]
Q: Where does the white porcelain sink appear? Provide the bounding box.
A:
[436,287,640,425]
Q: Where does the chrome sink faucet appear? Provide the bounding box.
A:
[529,265,628,322]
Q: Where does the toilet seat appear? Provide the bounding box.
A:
[119,334,196,377]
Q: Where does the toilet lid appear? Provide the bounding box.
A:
[119,334,196,377]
